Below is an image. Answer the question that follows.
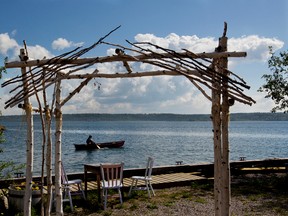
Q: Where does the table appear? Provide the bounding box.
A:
[14,172,24,178]
[84,164,101,202]
[175,161,183,165]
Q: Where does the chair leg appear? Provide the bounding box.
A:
[78,183,86,200]
[50,190,55,212]
[63,187,74,212]
[149,181,155,196]
[118,188,123,204]
[145,181,151,198]
[128,179,135,197]
[68,189,74,211]
[63,186,74,211]
[103,189,108,210]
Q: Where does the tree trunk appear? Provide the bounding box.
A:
[20,48,34,216]
[212,32,231,216]
[211,68,222,216]
[219,36,231,216]
[54,80,63,215]
[45,108,53,215]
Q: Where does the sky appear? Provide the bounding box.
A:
[0,0,287,115]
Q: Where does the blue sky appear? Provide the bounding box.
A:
[0,0,287,115]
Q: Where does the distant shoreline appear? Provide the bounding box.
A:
[1,112,288,121]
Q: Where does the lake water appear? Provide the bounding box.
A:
[1,115,288,175]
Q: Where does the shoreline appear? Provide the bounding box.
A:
[2,112,288,121]
[1,158,287,189]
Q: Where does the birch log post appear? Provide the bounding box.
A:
[20,48,34,216]
[219,35,231,216]
[45,107,53,215]
[54,79,63,215]
[211,60,222,216]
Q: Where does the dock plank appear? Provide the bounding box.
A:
[74,172,207,193]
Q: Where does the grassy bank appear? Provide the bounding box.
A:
[3,173,288,216]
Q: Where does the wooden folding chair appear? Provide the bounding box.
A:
[100,162,124,209]
[128,157,155,198]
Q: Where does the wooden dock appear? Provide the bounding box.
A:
[68,157,288,193]
[1,158,287,190]
[81,171,208,193]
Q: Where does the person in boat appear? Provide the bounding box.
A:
[86,135,96,145]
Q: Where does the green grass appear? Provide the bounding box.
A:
[194,197,207,204]
[129,203,138,211]
[163,200,174,207]
[146,202,158,210]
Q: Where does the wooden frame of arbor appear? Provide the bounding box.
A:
[2,23,255,216]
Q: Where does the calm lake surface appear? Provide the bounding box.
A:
[1,115,287,175]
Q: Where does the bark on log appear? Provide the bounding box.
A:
[45,108,53,215]
[211,65,222,216]
[5,51,247,68]
[20,48,34,216]
[54,79,63,216]
[219,36,231,216]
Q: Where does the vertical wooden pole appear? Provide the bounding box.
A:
[45,107,53,215]
[20,48,34,216]
[211,60,222,216]
[219,35,231,216]
[54,79,63,216]
[212,22,231,216]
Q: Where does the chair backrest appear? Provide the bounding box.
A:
[144,157,154,178]
[61,162,69,184]
[100,163,124,187]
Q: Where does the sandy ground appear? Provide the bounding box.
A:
[65,174,288,216]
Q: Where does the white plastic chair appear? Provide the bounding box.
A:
[128,157,155,198]
[61,162,86,211]
[100,162,124,210]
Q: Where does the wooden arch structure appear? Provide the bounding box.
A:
[2,24,255,216]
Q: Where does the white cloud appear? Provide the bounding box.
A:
[0,33,54,61]
[11,30,17,37]
[228,35,284,62]
[135,33,284,63]
[157,90,211,114]
[135,33,217,52]
[231,91,276,113]
[0,33,19,56]
[52,38,83,50]
[27,45,53,60]
[130,77,152,95]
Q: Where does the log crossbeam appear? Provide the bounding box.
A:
[5,51,246,69]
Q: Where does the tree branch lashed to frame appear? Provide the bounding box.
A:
[123,40,254,105]
[2,26,121,108]
[3,25,255,110]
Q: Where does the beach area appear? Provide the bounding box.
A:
[52,173,288,216]
[1,170,287,215]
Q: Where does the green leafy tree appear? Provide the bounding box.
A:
[259,47,288,113]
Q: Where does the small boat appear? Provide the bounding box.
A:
[74,140,125,150]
